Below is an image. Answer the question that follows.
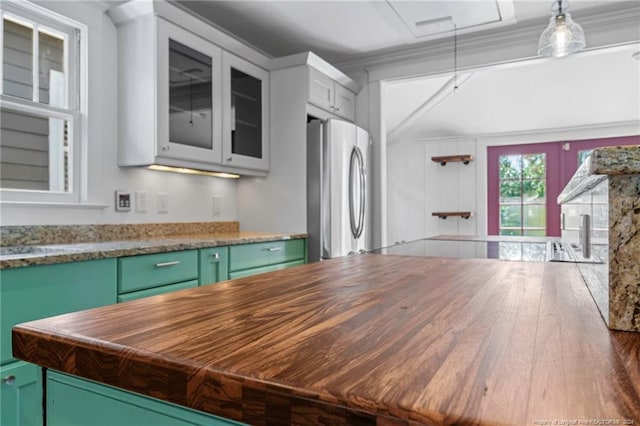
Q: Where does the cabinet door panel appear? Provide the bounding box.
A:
[47,371,240,425]
[118,250,198,293]
[222,51,269,171]
[156,18,223,164]
[0,259,117,365]
[229,240,304,272]
[0,362,42,426]
[228,259,305,280]
[117,280,199,303]
[308,67,334,112]
[199,247,229,285]
[333,84,355,121]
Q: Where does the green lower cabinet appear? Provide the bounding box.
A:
[198,247,229,285]
[0,362,42,426]
[47,371,242,426]
[1,259,118,366]
[228,259,305,279]
[0,259,117,426]
[117,279,199,303]
[228,239,306,279]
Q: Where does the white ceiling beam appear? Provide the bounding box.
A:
[388,73,473,141]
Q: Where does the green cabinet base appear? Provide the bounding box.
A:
[0,362,42,426]
[47,371,242,426]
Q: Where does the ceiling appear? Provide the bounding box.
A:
[173,0,620,65]
[385,43,640,140]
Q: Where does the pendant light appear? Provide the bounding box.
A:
[538,0,586,58]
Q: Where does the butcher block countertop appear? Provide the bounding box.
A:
[12,255,640,425]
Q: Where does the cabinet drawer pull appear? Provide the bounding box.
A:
[263,247,282,252]
[3,375,15,386]
[155,261,180,268]
[212,253,220,260]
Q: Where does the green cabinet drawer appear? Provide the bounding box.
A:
[228,259,305,279]
[118,250,198,293]
[199,247,229,286]
[0,259,117,365]
[229,239,305,272]
[47,371,242,425]
[117,280,199,303]
[0,361,42,426]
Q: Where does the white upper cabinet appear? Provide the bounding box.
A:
[308,67,355,121]
[110,2,270,177]
[222,52,269,172]
[158,19,223,164]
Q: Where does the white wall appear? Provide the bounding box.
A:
[387,138,479,244]
[0,1,238,226]
[387,122,639,242]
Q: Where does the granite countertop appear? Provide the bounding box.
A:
[0,222,306,269]
[12,255,640,425]
[558,144,639,204]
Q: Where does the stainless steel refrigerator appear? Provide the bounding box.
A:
[307,119,371,262]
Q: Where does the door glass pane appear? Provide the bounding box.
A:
[523,205,546,228]
[230,68,262,158]
[500,205,521,228]
[578,149,592,166]
[38,30,65,106]
[3,18,33,100]
[500,181,521,203]
[168,39,212,149]
[498,153,547,236]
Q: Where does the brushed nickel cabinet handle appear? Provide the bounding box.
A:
[212,253,220,260]
[3,375,15,386]
[155,261,180,268]
[263,247,282,252]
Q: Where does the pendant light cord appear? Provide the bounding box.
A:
[454,24,458,91]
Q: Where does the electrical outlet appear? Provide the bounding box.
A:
[212,195,222,217]
[135,191,147,213]
[157,192,168,214]
[115,190,131,212]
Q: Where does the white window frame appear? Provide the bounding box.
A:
[0,0,87,204]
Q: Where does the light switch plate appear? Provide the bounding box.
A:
[212,195,221,217]
[157,192,168,214]
[135,191,147,213]
[115,190,131,212]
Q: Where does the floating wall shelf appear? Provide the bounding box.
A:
[431,155,474,166]
[432,212,474,220]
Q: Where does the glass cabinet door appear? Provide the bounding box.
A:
[157,19,222,163]
[168,40,212,150]
[222,52,269,171]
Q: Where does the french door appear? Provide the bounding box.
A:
[487,135,639,237]
[488,143,562,236]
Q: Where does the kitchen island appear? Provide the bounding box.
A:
[12,255,640,425]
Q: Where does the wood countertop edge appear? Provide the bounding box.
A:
[13,323,434,424]
[11,256,640,424]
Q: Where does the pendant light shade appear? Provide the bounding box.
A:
[538,0,586,58]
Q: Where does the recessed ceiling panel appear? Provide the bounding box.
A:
[386,0,510,38]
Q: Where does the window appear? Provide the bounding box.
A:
[498,153,547,236]
[0,0,84,202]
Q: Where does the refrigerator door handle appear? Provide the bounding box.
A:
[349,146,366,239]
[357,152,366,239]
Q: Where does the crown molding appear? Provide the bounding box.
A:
[337,3,640,80]
[389,120,640,145]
